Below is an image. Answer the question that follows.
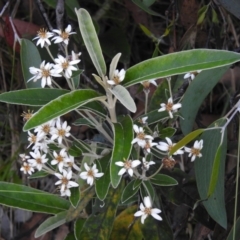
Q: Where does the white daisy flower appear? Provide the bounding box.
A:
[184,139,203,162]
[20,162,35,175]
[107,69,126,85]
[142,157,155,170]
[55,169,79,197]
[139,116,148,125]
[134,196,162,224]
[53,55,80,78]
[157,137,184,155]
[33,28,53,48]
[51,149,68,172]
[64,155,80,172]
[158,97,182,119]
[79,163,104,186]
[115,159,141,177]
[27,131,44,149]
[183,70,201,80]
[52,25,76,45]
[28,150,48,171]
[131,125,153,148]
[50,119,71,145]
[28,61,61,88]
[34,119,56,137]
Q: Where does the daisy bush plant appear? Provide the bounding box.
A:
[1,7,240,240]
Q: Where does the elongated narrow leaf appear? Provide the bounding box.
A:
[109,85,136,113]
[227,216,240,240]
[74,218,86,240]
[123,49,240,87]
[70,187,81,208]
[195,119,227,229]
[109,53,121,80]
[0,182,70,214]
[0,89,69,106]
[121,180,141,203]
[95,154,111,200]
[75,8,106,76]
[23,89,105,131]
[35,211,67,237]
[110,116,133,188]
[21,39,42,88]
[180,66,229,135]
[150,174,178,186]
[170,129,205,155]
[79,182,124,240]
[207,144,223,197]
[141,181,155,202]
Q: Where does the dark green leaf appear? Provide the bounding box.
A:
[150,174,178,186]
[0,182,70,214]
[73,118,95,128]
[180,66,229,135]
[23,89,105,131]
[74,218,86,240]
[227,216,240,240]
[123,49,240,87]
[0,89,69,106]
[28,170,49,179]
[110,116,133,188]
[121,180,141,203]
[20,39,42,88]
[141,180,155,202]
[35,211,67,237]
[159,127,176,139]
[195,119,227,229]
[70,187,81,208]
[95,154,111,200]
[75,8,106,76]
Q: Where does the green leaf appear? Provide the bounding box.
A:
[195,119,227,228]
[150,174,178,186]
[79,182,124,240]
[0,182,70,214]
[110,116,133,188]
[28,170,49,179]
[180,66,229,135]
[72,69,83,89]
[20,39,42,88]
[80,101,107,118]
[109,53,122,80]
[140,109,169,125]
[95,154,111,201]
[73,118,95,128]
[121,180,141,203]
[159,127,176,139]
[23,89,105,131]
[123,49,240,87]
[109,85,137,113]
[207,144,223,197]
[74,218,86,240]
[0,89,69,106]
[132,0,165,18]
[35,211,67,238]
[70,187,81,208]
[170,129,205,155]
[75,8,106,76]
[141,180,155,202]
[197,5,209,25]
[227,216,240,240]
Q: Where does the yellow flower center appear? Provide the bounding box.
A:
[87,169,94,177]
[62,61,69,70]
[60,31,69,40]
[124,161,132,169]
[41,68,50,77]
[37,28,48,39]
[113,76,120,84]
[144,207,151,215]
[191,148,200,156]
[166,102,173,111]
[42,124,50,134]
[142,81,150,89]
[21,110,34,121]
[36,158,42,164]
[24,164,31,171]
[137,132,145,140]
[58,129,66,137]
[56,155,63,163]
[30,135,37,143]
[61,177,69,185]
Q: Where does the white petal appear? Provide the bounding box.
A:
[143,196,152,208]
[118,168,126,176]
[115,161,124,167]
[131,160,141,168]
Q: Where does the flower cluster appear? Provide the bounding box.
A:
[19,117,104,197]
[29,25,81,88]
